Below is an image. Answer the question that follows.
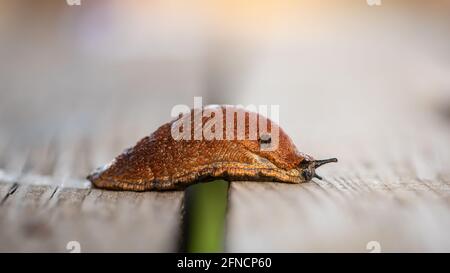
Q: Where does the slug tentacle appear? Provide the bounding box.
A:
[313,173,323,180]
[87,106,338,191]
[314,158,338,168]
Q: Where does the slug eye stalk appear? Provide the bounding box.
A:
[310,158,338,180]
[314,158,338,168]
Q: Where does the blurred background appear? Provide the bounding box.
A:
[0,0,449,252]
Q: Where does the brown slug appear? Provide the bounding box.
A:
[87,106,337,191]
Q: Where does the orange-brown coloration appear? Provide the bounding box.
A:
[87,106,337,191]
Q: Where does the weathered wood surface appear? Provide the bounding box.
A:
[0,111,187,252]
[0,94,188,252]
[0,117,187,252]
[0,179,183,252]
[227,178,450,252]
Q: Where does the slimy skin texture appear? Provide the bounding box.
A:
[87,106,337,191]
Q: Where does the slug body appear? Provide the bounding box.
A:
[87,106,337,191]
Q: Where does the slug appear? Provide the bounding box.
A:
[87,106,337,191]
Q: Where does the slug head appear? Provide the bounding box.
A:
[224,108,338,181]
[239,131,338,181]
[298,158,338,181]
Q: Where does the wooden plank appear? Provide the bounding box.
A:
[0,98,186,252]
[0,117,186,252]
[0,181,184,252]
[226,178,450,252]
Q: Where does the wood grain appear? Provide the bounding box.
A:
[0,178,184,252]
[227,178,450,252]
[0,115,186,252]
